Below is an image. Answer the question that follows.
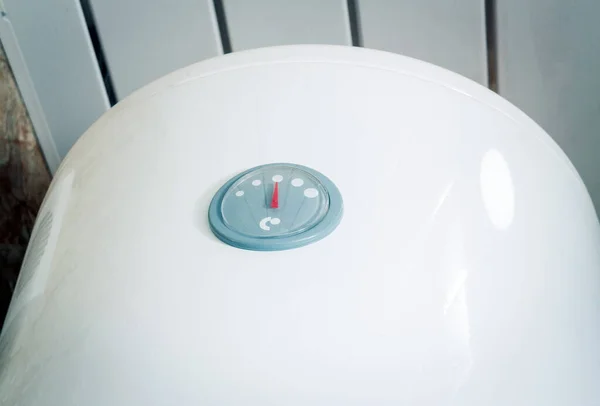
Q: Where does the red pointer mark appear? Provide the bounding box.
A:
[271,182,279,209]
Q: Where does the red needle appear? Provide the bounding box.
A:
[271,182,279,209]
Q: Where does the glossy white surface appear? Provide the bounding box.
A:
[496,0,600,216]
[1,45,599,405]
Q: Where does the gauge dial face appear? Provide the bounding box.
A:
[209,163,343,251]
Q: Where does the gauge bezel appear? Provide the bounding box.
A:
[208,163,343,251]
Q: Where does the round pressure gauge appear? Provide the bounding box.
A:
[208,163,343,251]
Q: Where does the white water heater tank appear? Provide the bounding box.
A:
[1,46,599,405]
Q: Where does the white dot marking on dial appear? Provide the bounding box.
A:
[259,217,271,231]
[304,188,319,198]
[291,178,304,187]
[272,175,283,183]
[270,218,281,225]
[252,179,262,186]
[235,190,244,197]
